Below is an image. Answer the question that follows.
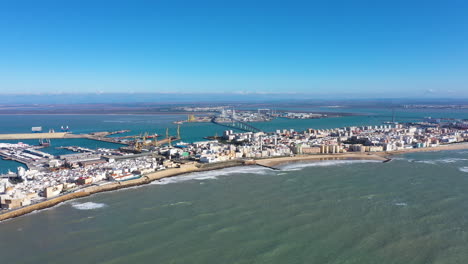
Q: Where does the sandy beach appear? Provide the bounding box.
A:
[255,153,388,167]
[381,142,468,155]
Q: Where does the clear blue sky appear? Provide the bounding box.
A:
[1,0,467,97]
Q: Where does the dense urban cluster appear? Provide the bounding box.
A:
[1,122,467,210]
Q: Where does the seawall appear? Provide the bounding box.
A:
[0,161,245,222]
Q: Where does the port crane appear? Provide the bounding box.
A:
[131,125,181,151]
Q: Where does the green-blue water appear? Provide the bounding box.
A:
[1,151,468,263]
[1,109,468,262]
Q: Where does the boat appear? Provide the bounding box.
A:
[39,138,51,147]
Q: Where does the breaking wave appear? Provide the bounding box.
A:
[459,167,468,173]
[414,158,468,165]
[152,166,272,185]
[279,160,381,171]
[71,202,107,210]
[390,157,410,161]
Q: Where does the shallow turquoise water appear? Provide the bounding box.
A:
[1,150,468,263]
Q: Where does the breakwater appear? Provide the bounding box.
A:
[0,132,69,140]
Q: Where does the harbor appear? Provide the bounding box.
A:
[0,117,467,218]
[0,130,129,141]
[2,1,468,262]
[0,129,180,150]
[0,111,467,218]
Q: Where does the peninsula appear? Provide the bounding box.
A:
[1,120,468,221]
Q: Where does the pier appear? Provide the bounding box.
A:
[0,130,130,145]
[0,132,69,140]
[0,146,52,169]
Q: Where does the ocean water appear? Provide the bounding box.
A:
[1,150,468,263]
[1,109,468,263]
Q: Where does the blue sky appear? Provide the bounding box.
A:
[1,0,467,98]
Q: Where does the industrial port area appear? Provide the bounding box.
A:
[1,115,468,212]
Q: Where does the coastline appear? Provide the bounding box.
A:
[0,160,242,222]
[381,142,468,155]
[2,142,468,222]
[255,153,387,167]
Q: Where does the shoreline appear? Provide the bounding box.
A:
[380,142,468,155]
[0,160,244,222]
[255,153,387,167]
[2,142,468,222]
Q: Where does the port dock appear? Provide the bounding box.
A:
[0,130,131,145]
[0,132,69,140]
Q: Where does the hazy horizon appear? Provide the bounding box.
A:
[1,92,468,105]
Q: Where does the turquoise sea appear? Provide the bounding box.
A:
[1,108,468,263]
[1,150,468,263]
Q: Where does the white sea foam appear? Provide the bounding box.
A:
[414,158,468,165]
[71,202,107,210]
[151,166,272,185]
[279,160,381,171]
[414,160,437,165]
[167,201,192,207]
[459,167,468,173]
[390,157,409,161]
[394,202,408,206]
[103,120,130,123]
[437,158,468,163]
